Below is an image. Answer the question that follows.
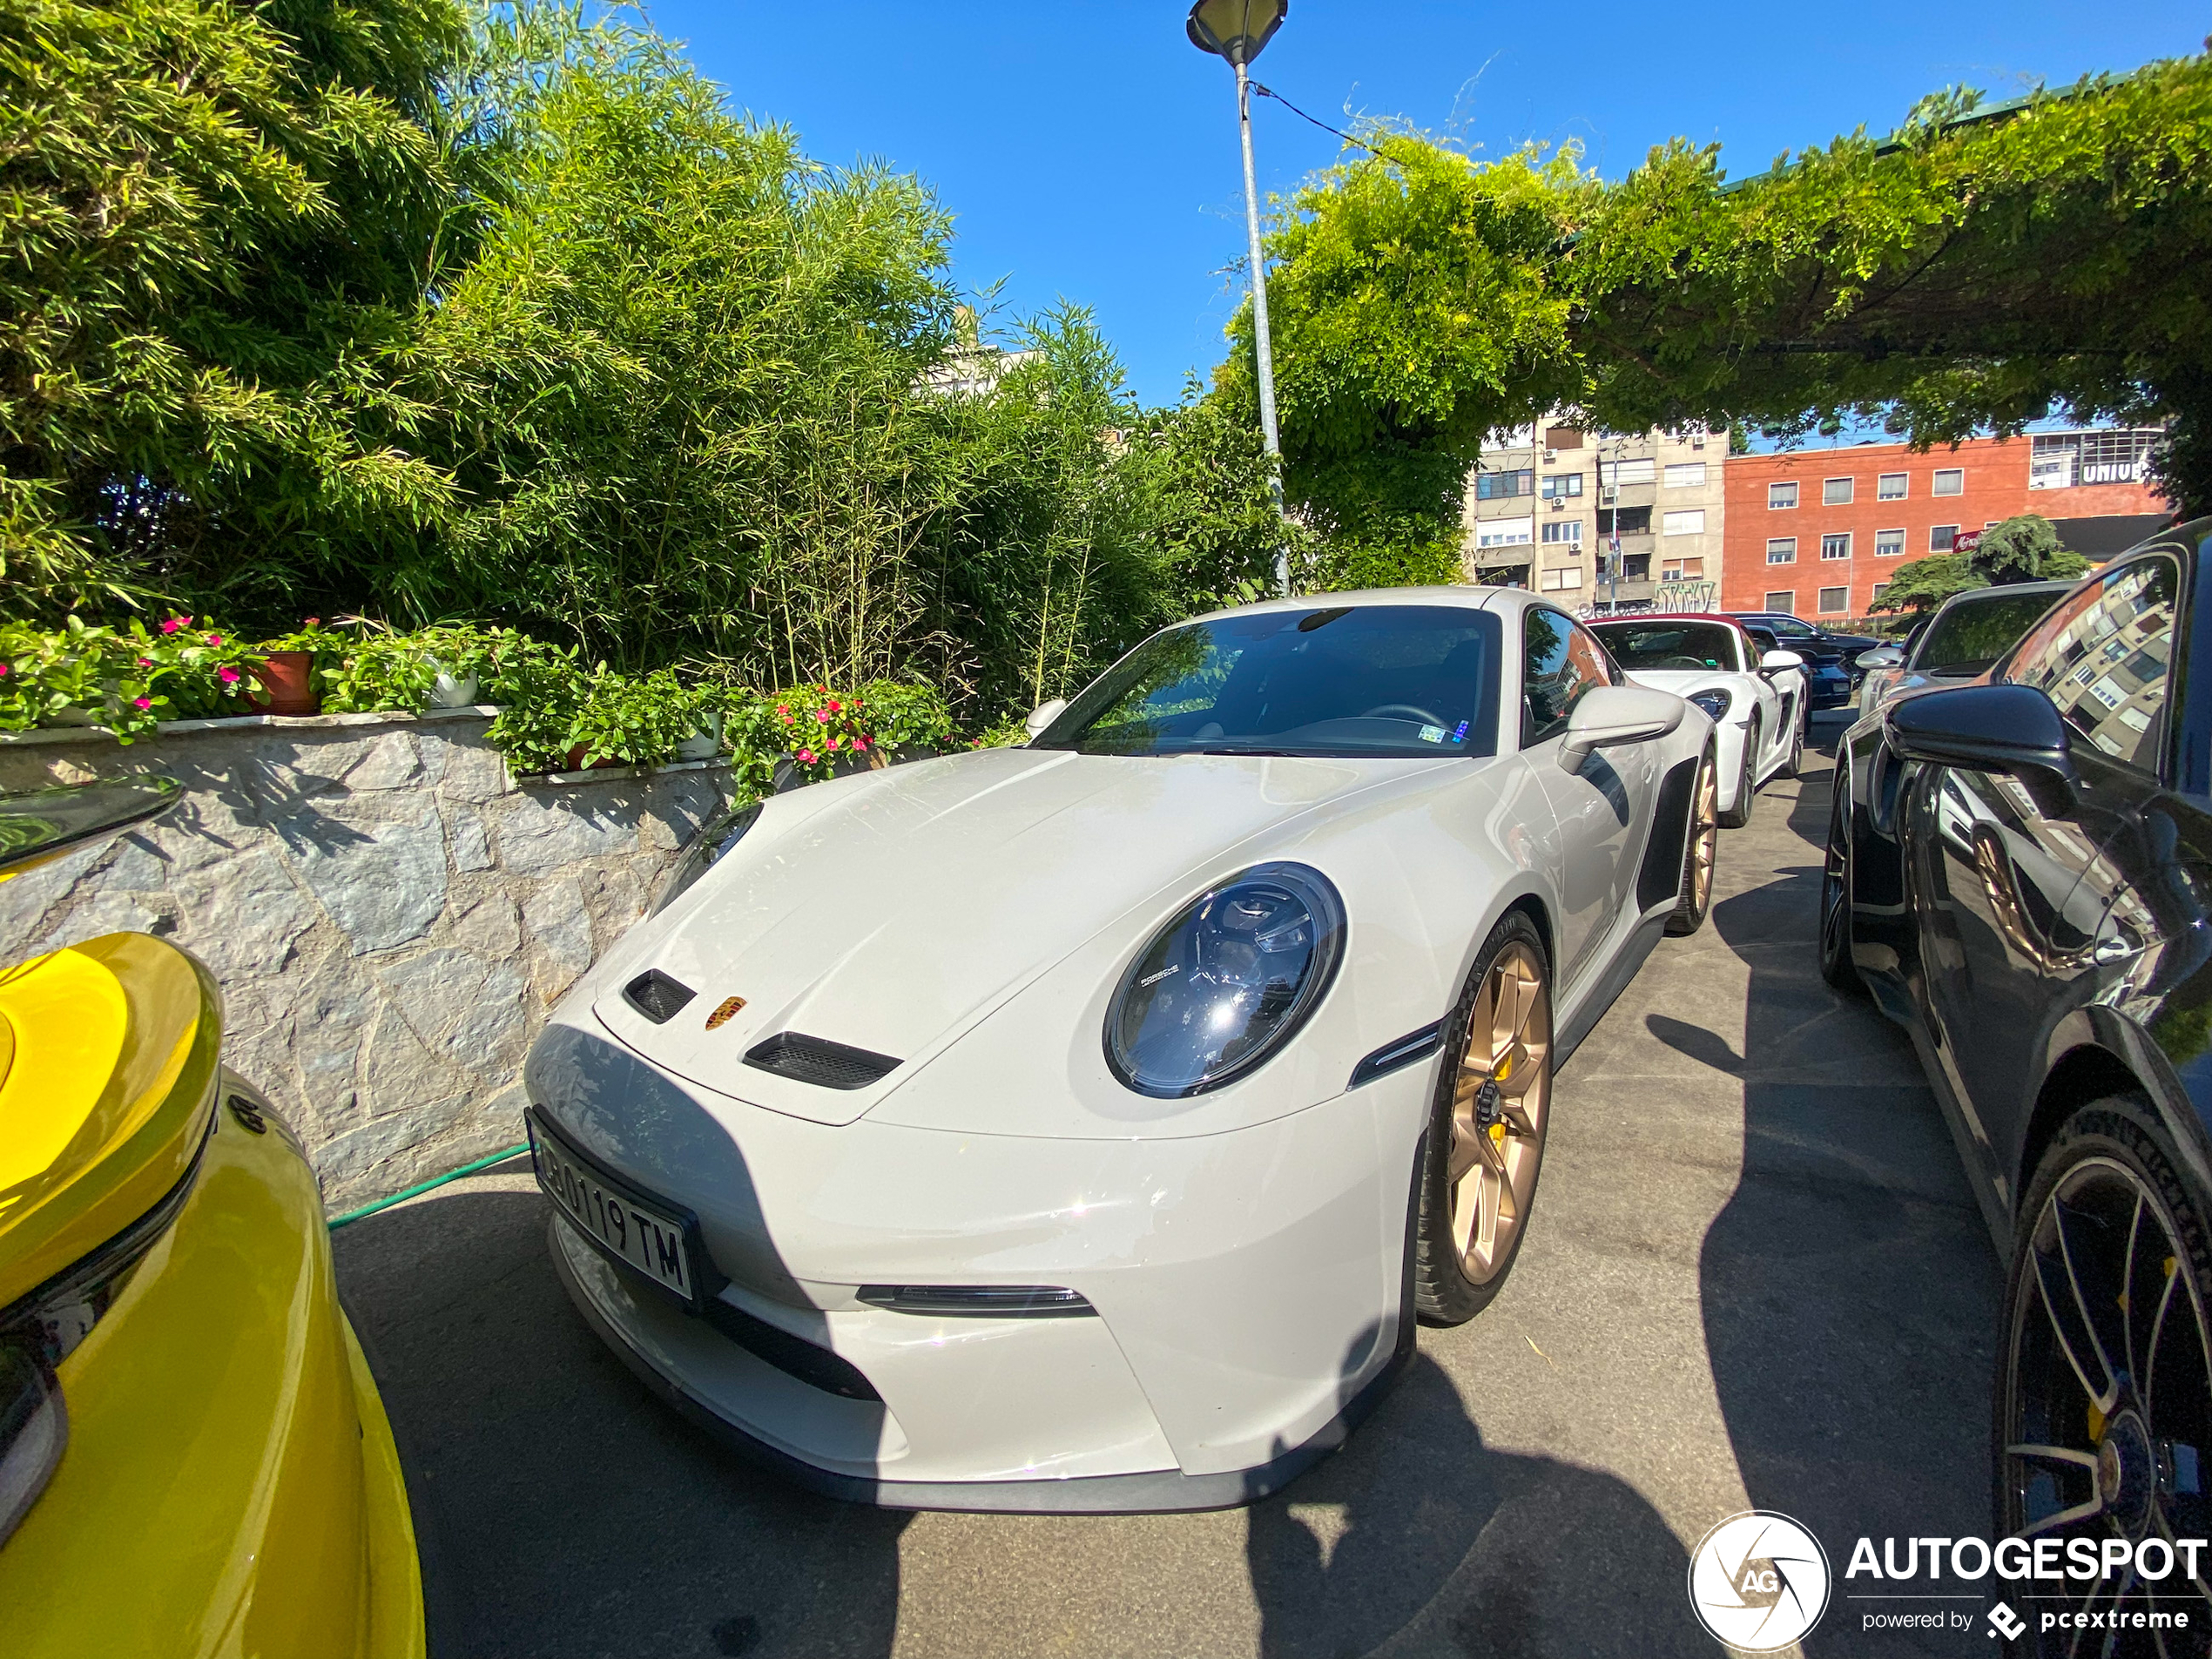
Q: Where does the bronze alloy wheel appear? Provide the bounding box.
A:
[1668,750,1719,936]
[1415,911,1556,1324]
[1999,1103,2212,1656]
[1719,717,1758,828]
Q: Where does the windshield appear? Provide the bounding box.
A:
[1912,589,2067,677]
[1588,621,1739,673]
[1035,605,1502,759]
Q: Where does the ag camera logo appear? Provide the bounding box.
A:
[1688,1510,1831,1651]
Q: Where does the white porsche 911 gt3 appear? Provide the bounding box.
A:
[1587,614,1807,828]
[523,588,1719,1512]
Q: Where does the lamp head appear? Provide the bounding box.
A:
[1186,0,1287,67]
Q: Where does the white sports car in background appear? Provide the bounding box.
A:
[523,589,1717,1512]
[1588,614,1806,828]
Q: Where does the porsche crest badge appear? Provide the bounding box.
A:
[705,995,746,1030]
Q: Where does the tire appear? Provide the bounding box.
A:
[1780,699,1804,779]
[1718,715,1758,828]
[1665,744,1718,937]
[1817,765,1860,993]
[1414,910,1554,1325]
[1994,1096,2212,1652]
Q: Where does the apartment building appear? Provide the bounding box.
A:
[1720,428,2170,618]
[1462,421,1727,611]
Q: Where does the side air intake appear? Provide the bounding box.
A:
[857,1285,1096,1318]
[742,1032,900,1090]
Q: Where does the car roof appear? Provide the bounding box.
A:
[1928,579,2079,612]
[1588,612,1746,631]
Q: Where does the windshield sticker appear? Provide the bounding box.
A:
[1419,725,1447,743]
[1452,720,1470,741]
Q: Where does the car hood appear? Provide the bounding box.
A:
[592,746,1462,1124]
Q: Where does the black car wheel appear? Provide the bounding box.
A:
[1782,701,1804,779]
[1818,766,1859,993]
[1719,716,1758,829]
[1997,1097,2212,1652]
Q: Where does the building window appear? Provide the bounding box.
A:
[1766,537,1797,564]
[1662,509,1706,536]
[1541,519,1581,544]
[1476,468,1534,500]
[1821,531,1851,560]
[1932,468,1965,496]
[1878,472,1907,500]
[1543,427,1583,450]
[1622,553,1650,580]
[1600,458,1656,488]
[1662,462,1707,489]
[1477,516,1534,548]
[1662,557,1705,580]
[1817,586,1850,614]
[1595,505,1652,536]
[1768,481,1798,509]
[1540,471,1583,499]
[1540,567,1582,591]
[1823,477,1854,505]
[1871,582,1889,605]
[1764,590,1797,614]
[1875,528,1905,557]
[1930,524,1959,552]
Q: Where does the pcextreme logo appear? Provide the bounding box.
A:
[1687,1511,1832,1652]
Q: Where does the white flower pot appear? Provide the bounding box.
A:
[674,711,724,761]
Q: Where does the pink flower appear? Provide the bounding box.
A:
[796,747,817,765]
[826,736,840,750]
[853,735,870,751]
[827,699,842,713]
[218,666,241,684]
[160,617,184,635]
[814,709,831,724]
[206,633,223,646]
[776,704,788,715]
[132,696,152,710]
[138,656,153,667]
[0,664,10,678]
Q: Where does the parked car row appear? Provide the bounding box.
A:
[1822,522,2212,1652]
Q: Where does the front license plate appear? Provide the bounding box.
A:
[529,1114,697,1304]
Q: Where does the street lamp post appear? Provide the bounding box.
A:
[1187,0,1291,596]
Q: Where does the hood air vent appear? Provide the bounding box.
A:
[623,970,696,1024]
[742,1032,900,1090]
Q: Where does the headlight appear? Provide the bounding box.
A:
[1105,863,1345,1098]
[1686,687,1733,722]
[651,800,762,914]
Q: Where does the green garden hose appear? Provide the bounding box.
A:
[326,1142,531,1231]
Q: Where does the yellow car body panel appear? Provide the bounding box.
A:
[0,934,220,1310]
[0,936,423,1659]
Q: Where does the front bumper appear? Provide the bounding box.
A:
[528,1017,1427,1510]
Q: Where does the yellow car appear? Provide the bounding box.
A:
[0,779,422,1657]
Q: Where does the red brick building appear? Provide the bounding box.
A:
[1720,431,2170,618]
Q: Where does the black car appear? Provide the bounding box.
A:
[1821,523,2212,1648]
[1853,580,2078,717]
[1731,611,1885,705]
[1740,622,1850,714]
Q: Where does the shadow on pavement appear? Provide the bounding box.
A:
[1680,716,2002,1655]
[336,1185,909,1659]
[1245,1353,1705,1658]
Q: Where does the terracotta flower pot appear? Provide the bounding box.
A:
[562,744,624,772]
[249,651,318,716]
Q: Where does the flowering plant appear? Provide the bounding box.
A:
[766,685,879,784]
[0,615,261,742]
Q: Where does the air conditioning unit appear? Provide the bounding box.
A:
[1542,449,1557,462]
[1692,438,1706,451]
[1550,497,1566,510]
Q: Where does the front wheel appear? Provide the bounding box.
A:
[1665,745,1718,937]
[1995,1098,2212,1653]
[1818,765,1860,993]
[1781,698,1804,779]
[1414,911,1554,1325]
[1718,716,1758,829]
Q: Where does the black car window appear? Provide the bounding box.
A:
[1588,621,1741,672]
[2003,557,2179,775]
[1522,608,1615,746]
[1911,589,2069,678]
[1035,605,1503,758]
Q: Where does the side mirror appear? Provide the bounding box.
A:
[1855,646,1905,671]
[1023,698,1069,739]
[1759,649,1805,674]
[1885,684,2079,815]
[1557,685,1685,773]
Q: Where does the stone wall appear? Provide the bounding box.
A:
[0,711,733,1209]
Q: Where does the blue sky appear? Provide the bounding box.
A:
[644,3,2205,409]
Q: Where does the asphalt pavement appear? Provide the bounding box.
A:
[334,716,2002,1658]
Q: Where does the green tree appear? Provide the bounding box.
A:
[1971,513,2091,584]
[1869,554,1978,616]
[1230,52,2212,543]
[0,0,475,620]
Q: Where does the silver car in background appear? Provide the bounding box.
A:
[1853,580,2077,717]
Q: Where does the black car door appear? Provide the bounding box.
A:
[1911,555,2182,1215]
